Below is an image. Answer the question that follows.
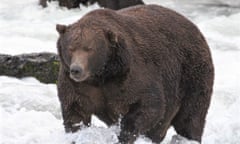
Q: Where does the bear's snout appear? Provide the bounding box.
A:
[70,65,82,76]
[69,64,89,82]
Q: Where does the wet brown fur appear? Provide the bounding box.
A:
[56,5,214,143]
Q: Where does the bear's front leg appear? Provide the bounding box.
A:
[61,103,91,133]
[119,99,165,143]
[58,65,91,133]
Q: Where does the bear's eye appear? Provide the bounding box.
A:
[82,47,93,52]
[68,46,75,53]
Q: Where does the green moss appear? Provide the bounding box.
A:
[51,61,60,84]
[22,63,36,73]
[20,60,60,83]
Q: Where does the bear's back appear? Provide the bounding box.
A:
[118,5,211,66]
[79,5,211,78]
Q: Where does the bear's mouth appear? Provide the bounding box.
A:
[70,72,90,82]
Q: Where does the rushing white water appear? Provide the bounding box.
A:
[0,0,240,143]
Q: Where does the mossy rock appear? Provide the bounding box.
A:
[0,52,60,83]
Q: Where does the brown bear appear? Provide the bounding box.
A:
[88,0,144,10]
[39,0,144,10]
[39,0,83,9]
[56,5,214,143]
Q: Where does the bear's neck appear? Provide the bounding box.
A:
[88,58,129,86]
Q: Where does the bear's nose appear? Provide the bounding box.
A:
[70,65,82,76]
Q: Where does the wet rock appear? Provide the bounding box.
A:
[0,53,59,83]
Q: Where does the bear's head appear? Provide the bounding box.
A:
[56,24,129,84]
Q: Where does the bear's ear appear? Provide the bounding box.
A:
[105,30,124,47]
[56,24,67,34]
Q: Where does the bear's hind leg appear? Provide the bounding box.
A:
[172,57,214,142]
[171,84,213,142]
[146,122,170,143]
[146,106,180,143]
